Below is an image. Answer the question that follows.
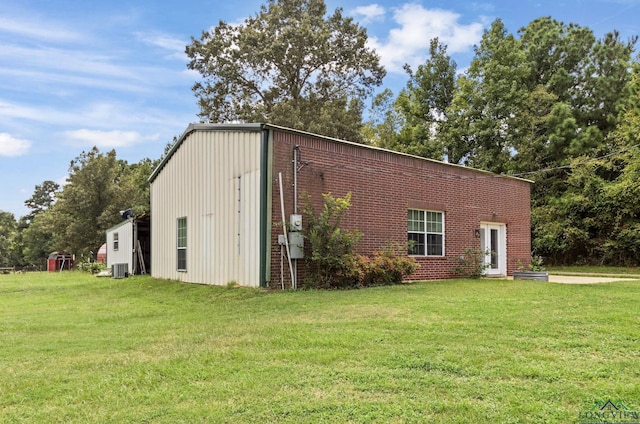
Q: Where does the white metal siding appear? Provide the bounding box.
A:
[150,130,262,287]
[106,220,133,271]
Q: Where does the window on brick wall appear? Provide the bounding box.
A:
[408,209,444,256]
[177,217,187,271]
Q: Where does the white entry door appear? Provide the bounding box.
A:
[480,223,507,276]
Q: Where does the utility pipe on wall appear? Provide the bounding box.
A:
[279,172,296,289]
[293,146,299,214]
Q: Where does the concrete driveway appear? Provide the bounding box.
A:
[547,274,639,284]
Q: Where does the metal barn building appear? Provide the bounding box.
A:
[149,124,265,286]
[149,123,532,288]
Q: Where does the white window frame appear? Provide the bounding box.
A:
[408,209,445,257]
[177,217,187,271]
[113,232,119,251]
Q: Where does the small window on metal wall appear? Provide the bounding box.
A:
[113,233,119,251]
[177,217,187,271]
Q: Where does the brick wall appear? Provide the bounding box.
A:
[269,129,531,287]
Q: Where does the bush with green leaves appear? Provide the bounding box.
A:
[302,192,362,288]
[453,248,490,279]
[302,193,418,289]
[76,259,106,274]
[518,255,546,272]
[355,245,419,287]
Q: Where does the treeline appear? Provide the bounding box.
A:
[2,0,639,267]
[364,17,639,265]
[0,148,157,269]
[184,0,640,265]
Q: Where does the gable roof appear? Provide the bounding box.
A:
[148,123,533,184]
[148,123,264,184]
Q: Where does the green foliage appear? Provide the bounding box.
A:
[38,147,154,258]
[186,0,385,142]
[21,211,55,267]
[453,248,490,279]
[354,245,419,287]
[0,211,19,267]
[362,88,403,147]
[75,258,106,274]
[376,16,638,266]
[302,192,362,288]
[518,255,546,272]
[392,38,456,159]
[302,193,417,289]
[444,19,530,173]
[23,180,60,223]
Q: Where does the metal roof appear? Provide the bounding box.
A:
[148,123,533,184]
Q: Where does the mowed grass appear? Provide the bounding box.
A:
[1,273,639,423]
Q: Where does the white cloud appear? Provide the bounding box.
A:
[135,32,189,61]
[0,133,32,156]
[369,4,485,73]
[64,129,160,148]
[470,2,496,13]
[351,4,386,24]
[0,44,138,81]
[0,16,82,42]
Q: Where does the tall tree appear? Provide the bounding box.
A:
[118,157,157,216]
[49,147,154,257]
[24,180,60,223]
[393,38,456,159]
[518,17,594,102]
[514,18,636,176]
[21,212,55,268]
[531,60,640,265]
[186,0,385,142]
[362,89,403,148]
[442,19,529,172]
[51,148,121,256]
[0,211,18,267]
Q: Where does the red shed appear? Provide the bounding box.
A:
[47,252,74,272]
[97,243,107,263]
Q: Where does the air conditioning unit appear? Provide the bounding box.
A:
[112,263,128,279]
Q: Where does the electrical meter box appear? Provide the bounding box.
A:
[290,214,302,231]
[288,232,304,259]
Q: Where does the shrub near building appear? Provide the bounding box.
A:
[303,192,418,289]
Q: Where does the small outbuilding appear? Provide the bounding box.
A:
[105,215,150,278]
[149,123,533,288]
[47,252,74,272]
[96,243,107,263]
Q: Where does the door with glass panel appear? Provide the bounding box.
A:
[479,223,506,276]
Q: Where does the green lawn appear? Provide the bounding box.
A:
[1,272,639,423]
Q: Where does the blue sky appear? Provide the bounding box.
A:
[1,0,638,219]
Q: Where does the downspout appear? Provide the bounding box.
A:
[259,128,269,288]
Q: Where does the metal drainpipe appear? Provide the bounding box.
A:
[294,146,299,214]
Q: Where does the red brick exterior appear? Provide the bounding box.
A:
[269,129,531,288]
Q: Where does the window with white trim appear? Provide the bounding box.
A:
[408,209,444,256]
[113,232,119,251]
[177,217,187,271]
